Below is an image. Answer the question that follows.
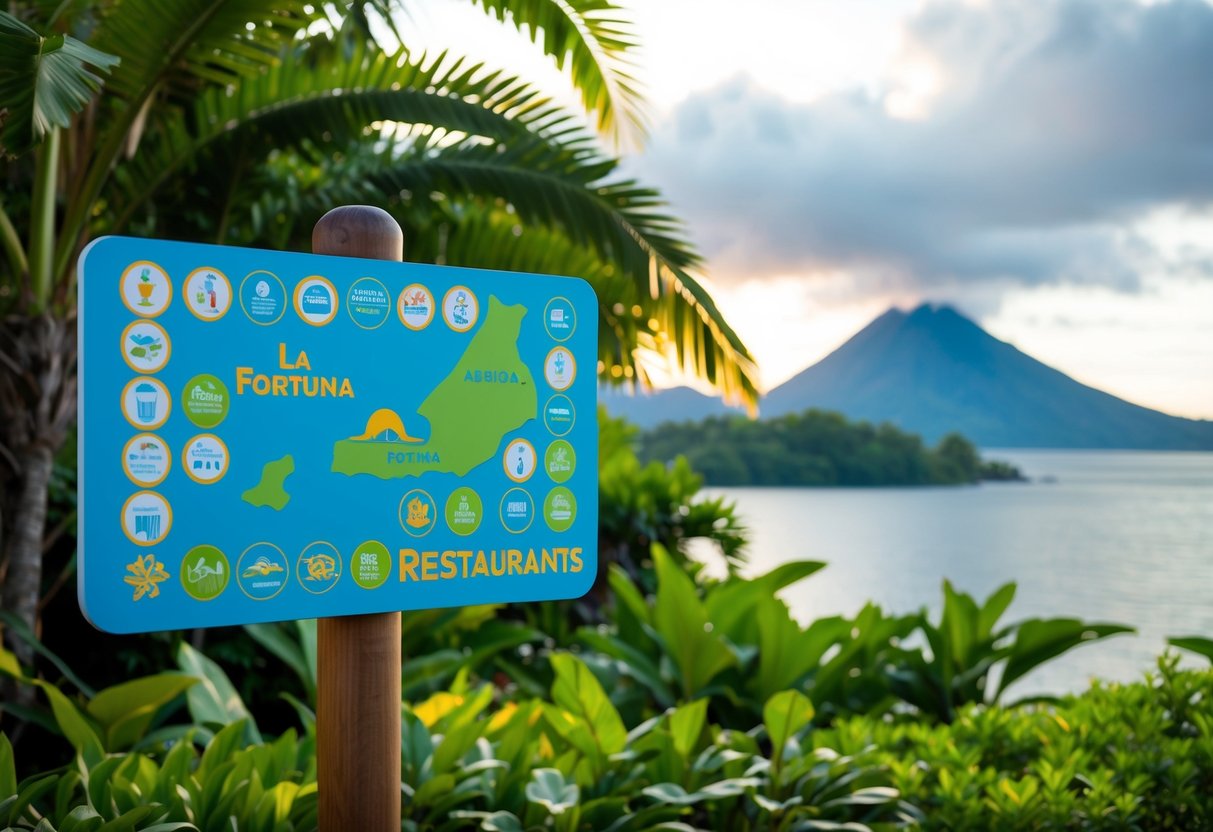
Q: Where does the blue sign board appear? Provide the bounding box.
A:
[79,236,598,633]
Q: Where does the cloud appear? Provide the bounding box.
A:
[634,0,1213,293]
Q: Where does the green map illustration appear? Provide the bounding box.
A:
[243,454,295,509]
[331,297,537,478]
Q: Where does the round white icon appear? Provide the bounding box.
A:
[255,280,270,298]
[183,434,229,484]
[184,267,232,321]
[442,285,479,332]
[122,491,172,546]
[122,434,171,487]
[122,377,171,429]
[121,320,171,373]
[544,347,576,391]
[120,261,172,317]
[503,438,537,483]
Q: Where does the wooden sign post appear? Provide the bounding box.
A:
[313,206,403,830]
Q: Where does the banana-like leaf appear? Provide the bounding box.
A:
[0,10,118,157]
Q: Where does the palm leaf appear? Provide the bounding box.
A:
[466,0,645,145]
[0,10,119,157]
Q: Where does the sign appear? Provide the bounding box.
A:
[79,236,598,633]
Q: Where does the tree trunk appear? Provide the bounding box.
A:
[0,313,77,676]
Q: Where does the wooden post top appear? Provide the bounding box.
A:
[312,205,404,261]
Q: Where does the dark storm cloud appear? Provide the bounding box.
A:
[635,0,1213,290]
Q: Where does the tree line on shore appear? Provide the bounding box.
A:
[637,408,1024,486]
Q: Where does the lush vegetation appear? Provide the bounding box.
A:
[0,0,759,679]
[639,409,1024,486]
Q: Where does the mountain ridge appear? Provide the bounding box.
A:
[600,303,1213,450]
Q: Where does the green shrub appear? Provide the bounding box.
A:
[816,654,1213,831]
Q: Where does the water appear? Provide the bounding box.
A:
[701,451,1213,697]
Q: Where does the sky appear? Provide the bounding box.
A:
[405,0,1213,419]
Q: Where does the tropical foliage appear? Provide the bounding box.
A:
[638,410,1023,486]
[0,0,758,671]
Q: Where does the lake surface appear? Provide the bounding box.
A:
[701,451,1213,697]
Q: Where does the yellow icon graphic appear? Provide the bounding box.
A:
[242,556,285,578]
[124,553,169,601]
[406,496,431,529]
[303,553,338,582]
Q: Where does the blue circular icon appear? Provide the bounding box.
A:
[347,277,391,329]
[239,271,286,325]
[544,297,576,341]
[499,488,534,534]
[543,394,575,436]
[236,543,289,600]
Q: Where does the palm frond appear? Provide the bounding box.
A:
[467,0,645,145]
[104,44,587,230]
[0,10,119,158]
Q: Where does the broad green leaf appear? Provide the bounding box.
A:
[0,733,15,797]
[1169,636,1213,662]
[481,811,524,832]
[549,653,627,755]
[763,690,814,762]
[0,643,21,679]
[652,545,735,698]
[86,673,197,750]
[34,681,103,764]
[177,642,261,743]
[641,778,762,805]
[668,699,707,757]
[998,619,1134,698]
[705,560,826,644]
[977,583,1017,637]
[526,768,579,815]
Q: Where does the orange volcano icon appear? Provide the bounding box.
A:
[350,408,424,442]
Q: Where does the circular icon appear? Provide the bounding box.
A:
[122,434,170,487]
[180,545,230,601]
[239,270,287,325]
[184,267,232,321]
[352,540,392,590]
[121,320,171,373]
[297,541,342,594]
[399,489,437,537]
[347,277,391,329]
[499,488,535,534]
[543,487,576,533]
[236,542,289,601]
[544,347,576,391]
[182,434,229,485]
[294,276,338,326]
[397,283,435,330]
[445,488,483,536]
[121,490,172,546]
[122,377,171,429]
[442,285,479,332]
[544,440,576,483]
[181,374,230,428]
[503,438,537,483]
[120,261,172,317]
[543,394,576,436]
[544,297,576,341]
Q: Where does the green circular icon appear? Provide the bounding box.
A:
[353,540,391,590]
[445,488,483,536]
[544,440,575,483]
[182,374,230,428]
[181,545,230,601]
[236,542,288,601]
[543,487,577,532]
